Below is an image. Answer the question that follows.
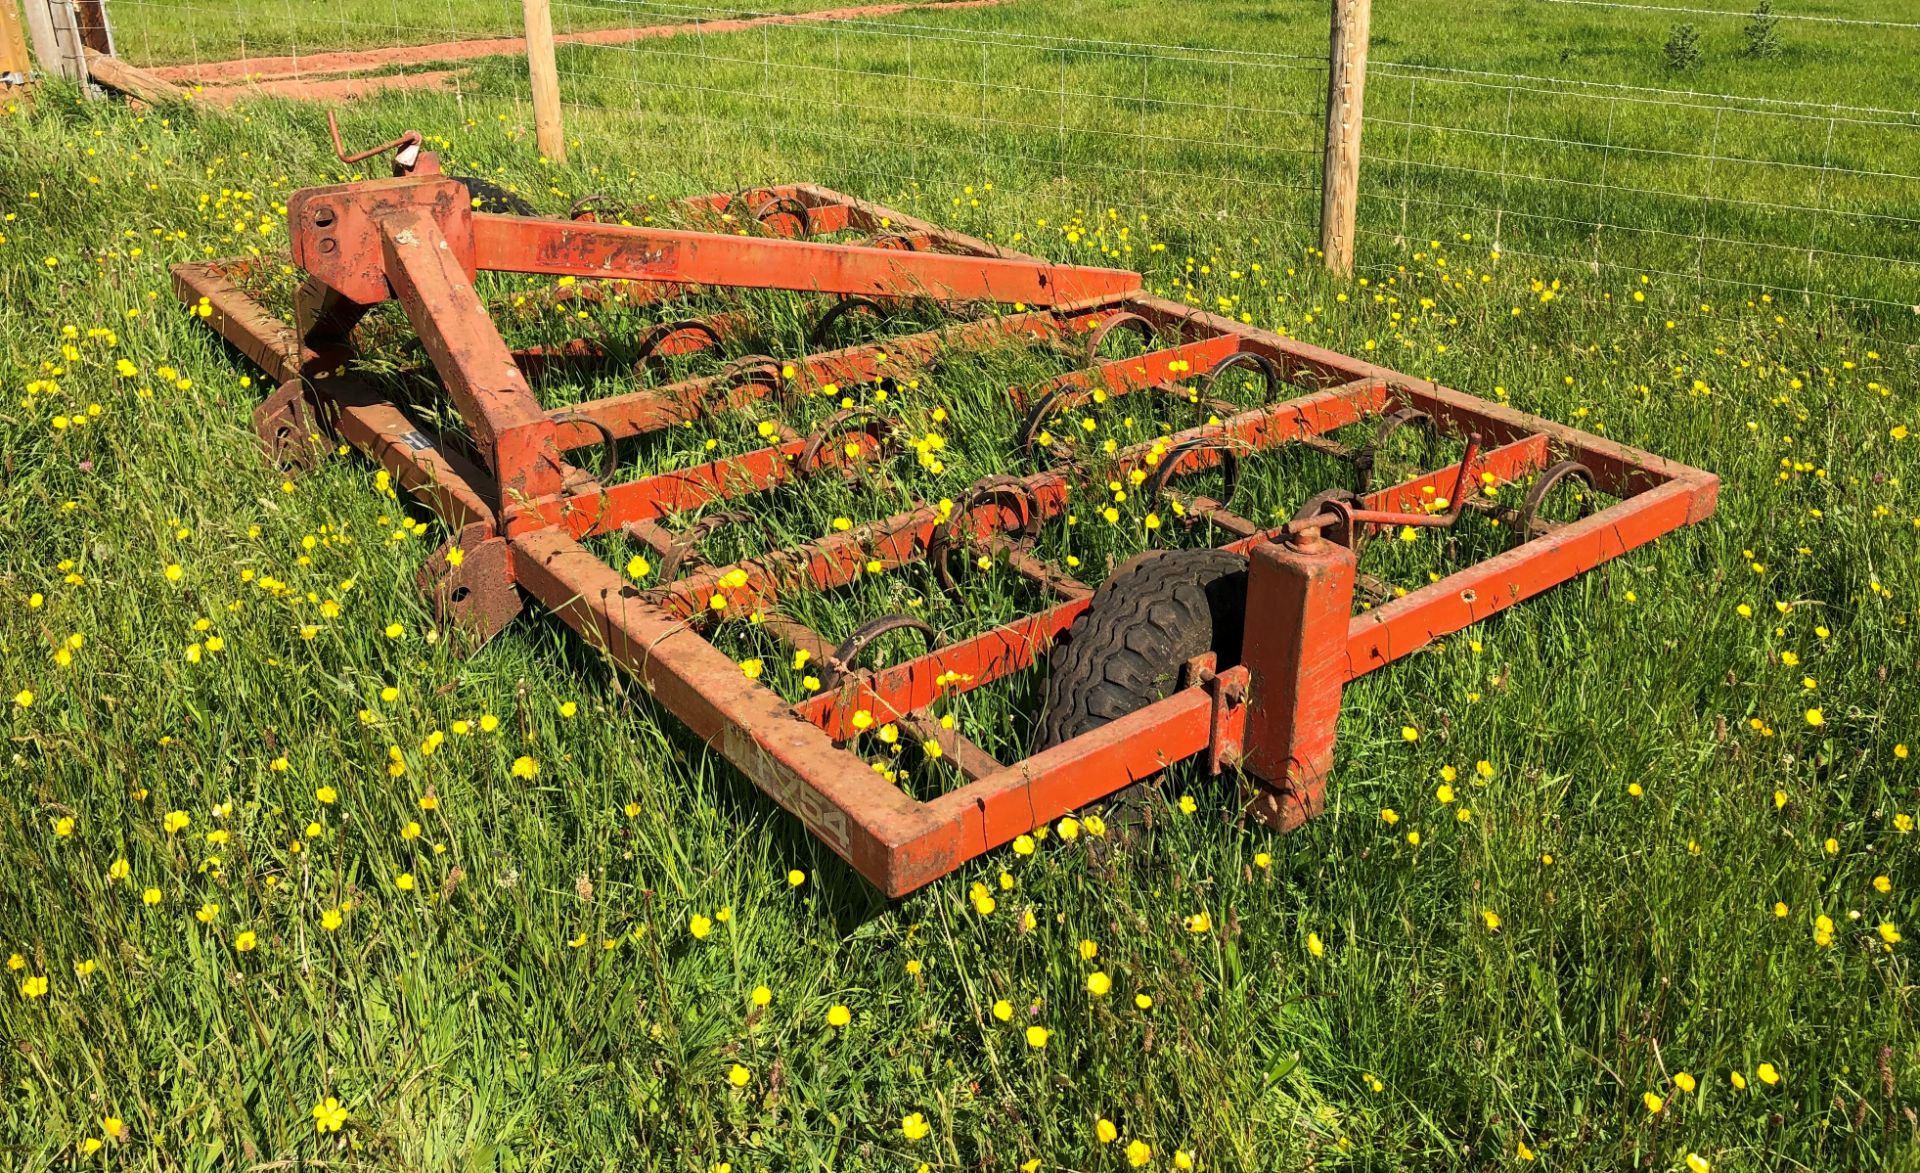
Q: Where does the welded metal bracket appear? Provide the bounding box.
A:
[419,522,524,650]
[252,379,330,473]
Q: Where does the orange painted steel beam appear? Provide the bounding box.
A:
[544,422,892,540]
[1128,294,1718,509]
[1240,535,1359,831]
[379,210,566,520]
[508,525,940,893]
[798,604,1090,739]
[1345,477,1709,674]
[554,305,1096,446]
[1013,332,1244,414]
[471,215,1143,306]
[171,258,498,531]
[547,333,1352,555]
[171,261,304,383]
[645,374,1391,621]
[329,383,499,532]
[916,683,1224,871]
[514,517,1252,894]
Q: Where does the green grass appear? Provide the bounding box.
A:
[109,0,1920,305]
[2,1,1919,1169]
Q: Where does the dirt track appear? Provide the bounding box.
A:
[192,70,474,108]
[156,0,1004,104]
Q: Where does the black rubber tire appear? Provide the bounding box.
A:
[452,177,537,217]
[1037,548,1249,750]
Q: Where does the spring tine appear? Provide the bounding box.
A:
[819,615,940,690]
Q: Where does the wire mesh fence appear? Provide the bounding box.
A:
[550,0,1920,323]
[98,0,1920,325]
[1536,0,1920,32]
[544,0,1331,264]
[1361,59,1920,313]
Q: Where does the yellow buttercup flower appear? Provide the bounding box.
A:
[311,1096,348,1133]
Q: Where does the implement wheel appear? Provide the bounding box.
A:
[1037,548,1248,751]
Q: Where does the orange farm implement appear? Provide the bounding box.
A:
[173,127,1717,896]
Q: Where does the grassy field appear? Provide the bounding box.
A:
[3,0,1919,1169]
[105,0,1920,307]
[109,0,1920,98]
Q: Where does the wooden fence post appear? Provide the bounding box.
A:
[22,0,69,81]
[522,0,566,164]
[1319,0,1372,278]
[21,0,87,84]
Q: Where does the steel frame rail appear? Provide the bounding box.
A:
[173,158,1717,896]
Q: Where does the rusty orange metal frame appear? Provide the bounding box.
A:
[173,146,1717,896]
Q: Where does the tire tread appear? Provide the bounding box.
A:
[1037,549,1249,749]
